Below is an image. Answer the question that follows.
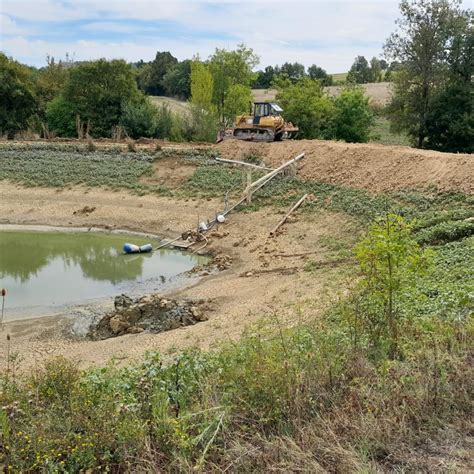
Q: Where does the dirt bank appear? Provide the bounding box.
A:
[0,183,355,369]
[217,139,474,194]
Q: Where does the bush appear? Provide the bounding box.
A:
[186,105,218,142]
[353,214,430,357]
[276,78,336,139]
[46,95,77,137]
[120,98,158,138]
[333,87,374,142]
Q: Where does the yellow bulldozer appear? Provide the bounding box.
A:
[218,102,299,142]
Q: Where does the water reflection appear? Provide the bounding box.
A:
[0,232,145,283]
[0,231,207,315]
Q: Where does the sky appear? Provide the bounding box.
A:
[0,0,443,72]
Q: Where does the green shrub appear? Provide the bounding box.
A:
[333,86,374,142]
[353,214,431,357]
[120,98,158,138]
[46,95,77,137]
[276,77,336,139]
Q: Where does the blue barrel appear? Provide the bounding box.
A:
[123,243,153,254]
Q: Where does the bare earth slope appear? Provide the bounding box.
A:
[217,139,474,194]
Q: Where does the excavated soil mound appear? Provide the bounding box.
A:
[217,140,474,194]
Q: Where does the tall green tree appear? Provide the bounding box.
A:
[252,66,276,89]
[307,64,333,86]
[424,10,473,152]
[279,62,306,82]
[208,44,259,123]
[384,0,470,148]
[347,56,372,84]
[135,51,178,95]
[0,53,37,138]
[222,84,253,125]
[161,60,192,99]
[62,59,142,137]
[369,57,383,82]
[190,60,217,142]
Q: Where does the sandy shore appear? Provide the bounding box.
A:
[0,182,356,370]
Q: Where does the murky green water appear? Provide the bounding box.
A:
[0,230,207,321]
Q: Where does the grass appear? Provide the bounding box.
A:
[0,143,167,194]
[370,116,411,146]
[149,96,191,116]
[1,143,472,244]
[330,72,348,83]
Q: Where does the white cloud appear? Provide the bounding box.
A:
[1,0,199,22]
[0,13,26,35]
[7,0,468,71]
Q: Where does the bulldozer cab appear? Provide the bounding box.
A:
[254,102,283,117]
[253,102,283,125]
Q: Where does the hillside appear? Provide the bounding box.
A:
[252,82,393,106]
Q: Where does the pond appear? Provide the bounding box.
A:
[0,230,207,321]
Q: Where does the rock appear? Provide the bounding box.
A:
[168,319,182,330]
[114,294,133,310]
[126,326,144,334]
[109,316,130,335]
[159,298,171,308]
[121,307,141,325]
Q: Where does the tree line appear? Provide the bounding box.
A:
[0,0,471,151]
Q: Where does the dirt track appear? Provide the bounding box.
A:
[217,139,474,194]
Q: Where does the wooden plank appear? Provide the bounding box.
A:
[155,237,194,250]
[269,193,308,236]
[215,157,273,171]
[247,152,305,192]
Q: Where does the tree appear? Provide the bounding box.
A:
[334,87,374,142]
[379,59,389,71]
[222,84,252,126]
[354,214,429,358]
[62,59,142,137]
[369,57,383,82]
[137,51,178,95]
[384,0,469,148]
[0,53,37,138]
[161,60,192,99]
[208,44,259,123]
[383,61,401,81]
[424,14,474,152]
[36,56,69,109]
[252,66,276,89]
[190,60,218,142]
[190,60,214,110]
[276,77,336,139]
[347,56,372,83]
[279,62,306,82]
[307,64,333,86]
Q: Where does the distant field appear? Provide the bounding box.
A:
[331,72,348,82]
[326,82,392,106]
[252,82,392,106]
[370,116,411,146]
[149,96,190,116]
